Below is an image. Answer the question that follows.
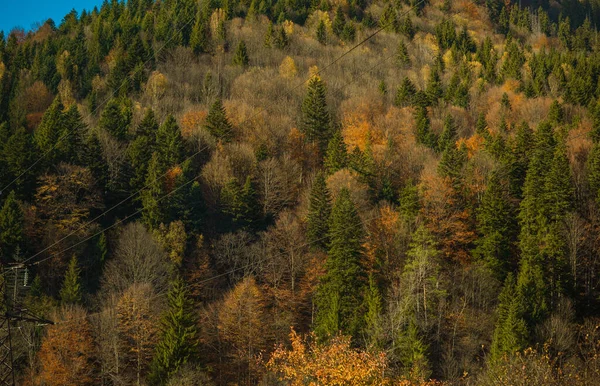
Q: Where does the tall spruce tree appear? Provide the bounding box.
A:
[232,40,249,66]
[324,130,348,174]
[59,255,82,305]
[490,274,528,361]
[99,97,132,140]
[155,115,184,167]
[129,109,158,193]
[473,171,515,279]
[205,98,233,141]
[141,153,167,229]
[314,188,366,340]
[0,190,23,262]
[306,172,332,250]
[301,74,331,153]
[149,277,198,385]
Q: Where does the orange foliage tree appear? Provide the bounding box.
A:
[31,307,95,386]
[266,329,390,385]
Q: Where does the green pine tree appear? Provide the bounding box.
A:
[149,277,198,385]
[364,274,384,349]
[316,20,327,45]
[473,171,515,279]
[59,255,82,305]
[425,69,443,105]
[205,98,233,141]
[332,8,345,37]
[314,188,366,340]
[301,75,331,153]
[306,172,332,251]
[438,114,457,152]
[324,130,348,174]
[397,40,410,67]
[141,153,167,229]
[156,115,184,167]
[490,274,528,361]
[395,77,417,107]
[34,96,66,165]
[99,97,132,140]
[0,191,24,262]
[232,40,249,66]
[190,11,209,55]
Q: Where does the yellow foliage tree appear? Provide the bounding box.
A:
[279,56,298,79]
[266,329,390,385]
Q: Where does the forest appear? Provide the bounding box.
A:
[1,0,600,384]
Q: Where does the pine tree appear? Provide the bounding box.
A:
[190,11,209,55]
[34,96,66,165]
[587,142,600,204]
[59,255,82,305]
[332,8,345,37]
[476,112,488,136]
[232,40,249,66]
[473,171,515,279]
[314,188,366,340]
[0,191,23,262]
[397,40,410,67]
[129,110,158,193]
[301,75,331,153]
[316,20,327,45]
[141,153,167,229]
[490,274,528,361]
[542,141,574,223]
[438,114,457,152]
[425,69,443,105]
[3,127,36,196]
[155,115,184,167]
[363,275,384,349]
[306,172,332,251]
[205,98,233,141]
[414,106,437,149]
[99,97,132,140]
[149,277,198,385]
[324,130,348,174]
[82,131,108,191]
[394,77,416,107]
[399,15,415,40]
[548,100,564,124]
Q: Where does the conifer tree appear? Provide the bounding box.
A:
[59,255,82,305]
[475,112,488,136]
[437,114,457,152]
[587,141,600,204]
[397,40,410,67]
[395,77,416,107]
[306,172,332,251]
[82,131,108,191]
[316,20,327,45]
[141,153,167,229]
[205,98,233,141]
[129,110,158,192]
[426,69,443,105]
[399,15,415,40]
[0,191,23,262]
[190,11,209,55]
[34,96,66,165]
[414,106,437,149]
[473,172,515,279]
[364,275,384,349]
[149,277,198,385]
[232,40,249,66]
[324,130,348,174]
[156,115,184,167]
[301,75,331,153]
[3,127,36,196]
[332,8,345,37]
[490,274,528,361]
[99,97,132,140]
[314,188,366,340]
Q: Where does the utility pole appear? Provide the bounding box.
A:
[0,264,53,386]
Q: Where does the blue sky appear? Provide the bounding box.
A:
[0,0,103,34]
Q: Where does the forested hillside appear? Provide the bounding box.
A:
[1,0,600,384]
